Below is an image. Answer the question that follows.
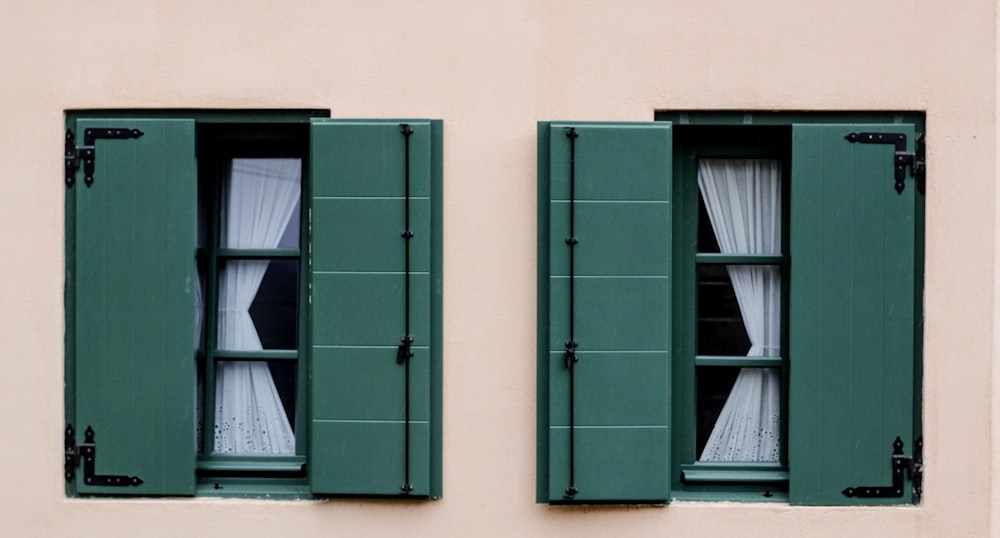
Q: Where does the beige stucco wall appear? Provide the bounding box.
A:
[0,1,997,536]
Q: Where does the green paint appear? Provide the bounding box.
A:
[70,118,198,495]
[308,120,440,497]
[539,122,673,504]
[788,123,917,506]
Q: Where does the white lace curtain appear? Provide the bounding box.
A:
[213,158,300,454]
[697,159,782,462]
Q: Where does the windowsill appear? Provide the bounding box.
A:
[195,480,312,500]
[680,462,788,483]
[671,490,789,503]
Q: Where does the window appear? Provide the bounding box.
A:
[536,113,923,505]
[672,128,790,501]
[64,111,443,498]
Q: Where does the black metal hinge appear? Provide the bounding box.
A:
[64,424,143,487]
[64,127,144,188]
[842,436,923,498]
[845,132,926,195]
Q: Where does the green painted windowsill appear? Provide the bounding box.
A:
[680,463,789,483]
[672,490,789,503]
[195,480,312,500]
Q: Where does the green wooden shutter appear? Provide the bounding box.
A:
[788,123,918,505]
[538,122,672,503]
[309,119,441,497]
[67,118,197,495]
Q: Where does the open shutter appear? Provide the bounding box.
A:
[309,120,440,497]
[67,118,197,495]
[538,122,672,503]
[788,123,919,505]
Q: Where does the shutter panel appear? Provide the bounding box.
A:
[309,120,440,496]
[538,122,672,503]
[68,118,197,495]
[788,123,918,505]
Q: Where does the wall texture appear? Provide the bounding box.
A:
[0,1,996,536]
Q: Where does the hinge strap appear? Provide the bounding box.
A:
[397,123,415,495]
[842,436,921,498]
[64,424,143,487]
[65,127,144,188]
[844,131,926,195]
[564,127,580,500]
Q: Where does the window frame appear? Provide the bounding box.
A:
[670,126,792,501]
[195,123,310,486]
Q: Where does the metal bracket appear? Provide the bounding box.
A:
[65,127,144,188]
[64,424,143,487]
[396,336,414,364]
[842,436,922,498]
[564,339,578,369]
[844,132,926,195]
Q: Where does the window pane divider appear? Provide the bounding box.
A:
[214,248,300,259]
[695,355,783,367]
[212,350,298,361]
[695,253,784,264]
[197,454,306,473]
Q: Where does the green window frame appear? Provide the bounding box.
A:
[671,126,791,501]
[537,112,924,505]
[64,110,443,499]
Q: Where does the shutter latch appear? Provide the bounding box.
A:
[65,127,144,188]
[64,424,143,487]
[844,132,926,195]
[842,436,923,498]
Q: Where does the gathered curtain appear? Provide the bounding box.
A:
[213,158,300,454]
[697,159,782,462]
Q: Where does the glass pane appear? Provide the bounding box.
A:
[697,264,749,356]
[220,158,302,249]
[696,366,739,457]
[249,260,300,350]
[216,260,299,351]
[697,367,782,462]
[197,173,211,249]
[267,360,298,430]
[697,193,721,253]
[277,199,301,249]
[213,360,297,454]
[196,357,205,453]
[696,158,782,254]
[697,264,781,357]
